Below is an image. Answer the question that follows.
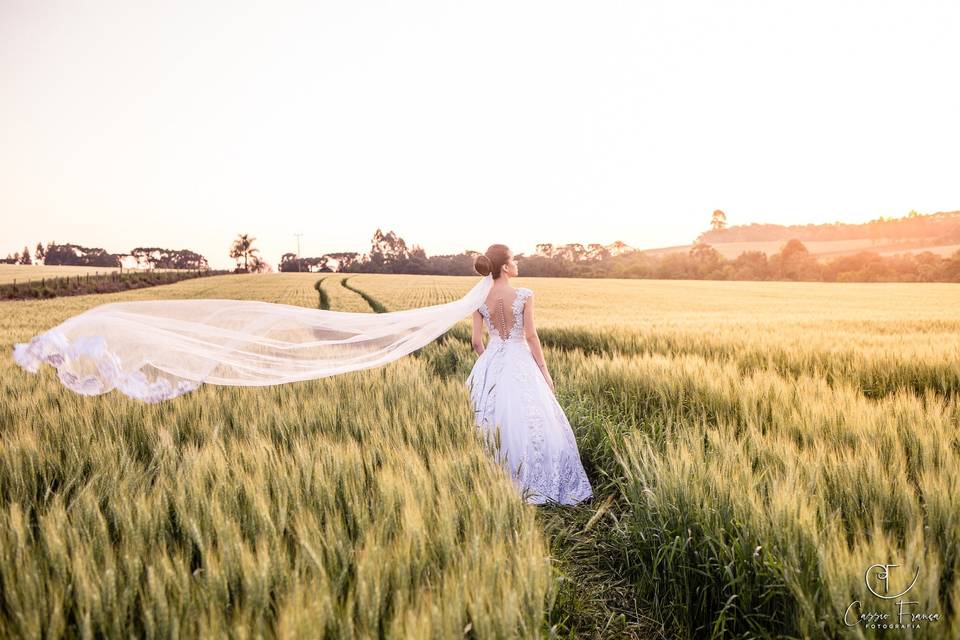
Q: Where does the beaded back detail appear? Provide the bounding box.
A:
[479,288,532,341]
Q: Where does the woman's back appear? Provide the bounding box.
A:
[479,286,532,342]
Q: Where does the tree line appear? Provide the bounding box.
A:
[633,239,960,282]
[280,228,960,282]
[3,242,209,270]
[8,223,960,282]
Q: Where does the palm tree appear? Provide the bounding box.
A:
[249,255,272,273]
[230,233,261,272]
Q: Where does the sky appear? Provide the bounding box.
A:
[2,1,958,270]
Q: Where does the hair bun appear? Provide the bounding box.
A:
[474,254,493,277]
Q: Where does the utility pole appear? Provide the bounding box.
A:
[294,233,303,272]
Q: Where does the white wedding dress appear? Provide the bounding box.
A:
[465,287,593,506]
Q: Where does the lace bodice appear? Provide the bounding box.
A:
[479,288,532,341]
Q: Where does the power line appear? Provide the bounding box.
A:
[294,233,303,272]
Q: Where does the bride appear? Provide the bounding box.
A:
[467,245,593,506]
[12,243,594,505]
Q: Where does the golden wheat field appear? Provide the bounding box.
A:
[0,265,172,286]
[2,273,959,639]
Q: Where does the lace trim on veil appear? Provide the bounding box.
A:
[13,330,202,403]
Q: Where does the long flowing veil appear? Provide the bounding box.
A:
[12,274,494,403]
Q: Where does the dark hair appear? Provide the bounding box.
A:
[473,244,511,279]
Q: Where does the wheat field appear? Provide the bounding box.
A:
[2,273,959,638]
[0,265,155,287]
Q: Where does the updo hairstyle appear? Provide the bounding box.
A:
[473,244,510,279]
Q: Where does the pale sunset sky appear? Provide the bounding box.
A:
[2,1,958,270]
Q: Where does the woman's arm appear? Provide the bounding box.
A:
[472,309,485,356]
[522,292,555,393]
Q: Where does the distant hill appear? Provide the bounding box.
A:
[645,209,960,261]
[699,209,960,243]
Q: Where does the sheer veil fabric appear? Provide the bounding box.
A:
[12,274,495,403]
